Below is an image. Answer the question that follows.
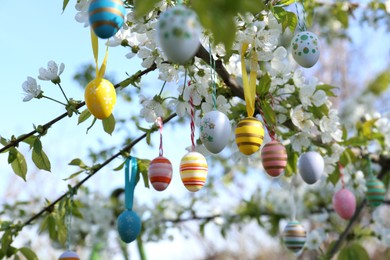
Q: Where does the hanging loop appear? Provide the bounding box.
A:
[125,157,138,211]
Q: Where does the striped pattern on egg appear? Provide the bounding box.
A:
[235,117,264,156]
[261,140,287,177]
[180,152,208,192]
[366,176,386,207]
[282,221,307,254]
[148,156,173,191]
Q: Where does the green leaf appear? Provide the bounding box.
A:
[102,114,116,135]
[19,247,38,260]
[257,73,271,96]
[340,148,356,166]
[11,150,27,181]
[328,169,340,186]
[8,147,17,164]
[275,0,296,6]
[367,70,390,95]
[32,139,51,172]
[63,170,84,181]
[137,159,150,188]
[62,0,70,13]
[1,230,12,255]
[47,215,57,240]
[113,161,126,171]
[285,145,298,177]
[360,119,378,138]
[272,7,297,32]
[259,99,276,126]
[68,158,87,169]
[78,109,92,125]
[317,84,338,97]
[21,135,38,148]
[338,243,369,260]
[134,0,160,18]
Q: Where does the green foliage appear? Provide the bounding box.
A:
[32,138,51,172]
[134,0,161,18]
[78,109,92,124]
[19,247,38,260]
[367,70,390,95]
[137,159,151,188]
[272,6,298,32]
[338,243,370,260]
[102,114,116,135]
[62,0,70,13]
[8,148,27,181]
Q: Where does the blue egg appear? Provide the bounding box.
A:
[89,0,126,39]
[117,210,141,243]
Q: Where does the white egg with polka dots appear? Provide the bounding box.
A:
[291,31,320,68]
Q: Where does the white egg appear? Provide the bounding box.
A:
[291,31,320,68]
[156,6,201,64]
[200,110,231,154]
[298,151,324,184]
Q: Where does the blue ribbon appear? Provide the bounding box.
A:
[125,157,138,210]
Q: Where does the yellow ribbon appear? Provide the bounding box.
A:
[240,42,258,117]
[90,28,109,79]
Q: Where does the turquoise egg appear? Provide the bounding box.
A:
[366,177,386,207]
[117,210,141,243]
[89,0,126,39]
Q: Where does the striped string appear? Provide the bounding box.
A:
[209,42,217,110]
[295,0,307,31]
[157,117,163,157]
[338,163,345,189]
[190,95,195,151]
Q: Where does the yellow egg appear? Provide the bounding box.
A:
[84,78,116,119]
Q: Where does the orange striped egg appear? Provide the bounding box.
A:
[180,152,208,192]
[261,140,287,177]
[58,251,80,260]
[235,117,264,155]
[85,78,116,119]
[148,156,173,191]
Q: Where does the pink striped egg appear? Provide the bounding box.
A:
[332,188,356,220]
[261,140,287,177]
[148,156,173,191]
[180,152,208,192]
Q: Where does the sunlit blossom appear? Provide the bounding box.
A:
[22,77,42,102]
[75,0,91,27]
[38,61,65,84]
[306,229,326,250]
[201,95,231,115]
[139,95,164,123]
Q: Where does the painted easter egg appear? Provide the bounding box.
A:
[117,210,141,243]
[88,0,126,39]
[235,117,264,156]
[291,31,320,68]
[157,5,201,64]
[180,151,208,192]
[298,151,324,185]
[58,251,80,260]
[261,140,287,178]
[366,176,386,207]
[283,221,307,254]
[332,188,356,220]
[200,111,231,154]
[148,156,173,191]
[85,78,116,119]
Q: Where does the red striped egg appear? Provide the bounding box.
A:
[261,140,287,177]
[148,156,173,191]
[180,152,208,192]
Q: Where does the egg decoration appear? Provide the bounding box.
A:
[117,210,142,243]
[282,221,307,254]
[148,156,173,191]
[261,140,287,178]
[235,117,264,156]
[180,151,208,192]
[200,111,231,154]
[366,176,386,207]
[85,78,116,119]
[291,31,320,68]
[332,188,356,220]
[156,5,201,64]
[88,0,126,39]
[298,151,324,184]
[58,251,80,260]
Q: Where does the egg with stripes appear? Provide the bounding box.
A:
[235,117,264,156]
[157,5,201,64]
[261,140,287,178]
[200,111,231,154]
[58,251,80,260]
[332,188,356,220]
[117,210,141,243]
[366,176,386,207]
[282,221,307,254]
[180,151,208,192]
[298,151,324,185]
[89,0,126,39]
[291,31,320,68]
[148,156,173,191]
[85,78,116,119]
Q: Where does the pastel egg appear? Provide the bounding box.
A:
[366,176,386,207]
[298,151,324,184]
[235,117,264,156]
[180,151,208,192]
[148,156,173,191]
[157,5,201,64]
[88,0,126,39]
[117,210,141,243]
[85,78,116,119]
[261,140,287,178]
[291,31,320,68]
[332,188,356,220]
[200,111,231,154]
[58,251,80,260]
[282,221,307,254]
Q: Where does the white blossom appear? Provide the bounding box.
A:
[179,81,207,106]
[201,95,231,115]
[306,229,326,250]
[319,109,343,143]
[22,77,42,102]
[38,61,65,84]
[139,95,164,123]
[299,78,327,108]
[290,105,318,135]
[290,132,312,152]
[75,0,91,27]
[169,99,190,117]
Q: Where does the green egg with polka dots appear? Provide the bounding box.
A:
[157,5,201,64]
[290,31,320,68]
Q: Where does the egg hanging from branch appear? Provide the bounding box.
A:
[261,140,287,178]
[332,188,356,220]
[148,156,173,191]
[235,117,264,156]
[366,176,386,207]
[117,210,142,243]
[84,78,117,119]
[282,221,307,254]
[291,31,320,68]
[156,5,201,64]
[298,151,324,184]
[180,151,208,192]
[200,111,231,154]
